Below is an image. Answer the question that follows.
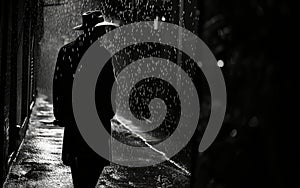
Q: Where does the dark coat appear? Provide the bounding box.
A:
[53,26,115,166]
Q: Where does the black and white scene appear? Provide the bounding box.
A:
[0,0,296,187]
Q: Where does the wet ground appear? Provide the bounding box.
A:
[3,95,73,188]
[4,94,190,187]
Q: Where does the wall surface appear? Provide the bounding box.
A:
[0,0,43,185]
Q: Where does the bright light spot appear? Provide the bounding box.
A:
[217,60,224,67]
[162,16,166,21]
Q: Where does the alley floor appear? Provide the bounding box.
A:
[3,94,190,188]
[3,94,73,187]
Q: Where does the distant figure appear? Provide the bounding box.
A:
[53,11,118,187]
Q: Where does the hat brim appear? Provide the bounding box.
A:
[73,20,118,30]
[94,21,119,28]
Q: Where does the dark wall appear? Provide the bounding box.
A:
[0,0,43,185]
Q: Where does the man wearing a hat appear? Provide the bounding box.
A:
[53,10,118,187]
[72,10,104,31]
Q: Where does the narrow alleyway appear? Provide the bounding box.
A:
[3,94,190,187]
[3,94,73,187]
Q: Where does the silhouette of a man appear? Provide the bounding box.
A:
[53,11,118,187]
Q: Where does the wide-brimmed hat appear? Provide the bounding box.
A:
[73,10,104,30]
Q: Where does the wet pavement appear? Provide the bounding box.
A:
[3,94,190,187]
[3,95,73,188]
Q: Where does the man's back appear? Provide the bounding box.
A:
[53,28,107,124]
